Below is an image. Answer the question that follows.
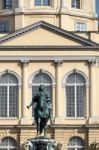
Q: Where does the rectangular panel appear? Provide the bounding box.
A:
[0,86,7,117]
[77,86,86,117]
[9,86,18,117]
[66,86,75,117]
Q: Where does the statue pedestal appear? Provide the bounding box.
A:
[26,136,57,150]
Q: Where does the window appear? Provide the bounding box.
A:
[72,0,80,9]
[0,73,19,117]
[66,73,86,117]
[32,72,52,116]
[35,0,50,6]
[0,21,9,33]
[75,22,86,31]
[4,0,12,9]
[67,136,85,150]
[0,137,18,150]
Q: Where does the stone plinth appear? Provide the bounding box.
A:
[26,136,57,150]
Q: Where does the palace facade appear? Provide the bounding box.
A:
[0,0,99,149]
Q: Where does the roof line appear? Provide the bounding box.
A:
[0,21,98,46]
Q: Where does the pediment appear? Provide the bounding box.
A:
[0,21,97,46]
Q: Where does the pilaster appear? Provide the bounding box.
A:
[20,59,32,125]
[54,59,64,123]
[89,59,99,124]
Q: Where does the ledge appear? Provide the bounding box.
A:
[0,124,99,129]
[0,46,98,51]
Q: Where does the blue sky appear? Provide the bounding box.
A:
[96,0,99,15]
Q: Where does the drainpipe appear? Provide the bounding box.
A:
[59,0,62,28]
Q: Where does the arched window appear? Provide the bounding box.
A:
[0,73,19,117]
[32,72,52,116]
[35,0,50,6]
[0,137,18,150]
[66,72,86,117]
[67,136,85,150]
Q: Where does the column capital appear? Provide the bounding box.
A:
[88,59,98,67]
[54,59,63,66]
[21,59,29,67]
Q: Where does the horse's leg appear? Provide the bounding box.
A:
[36,119,38,137]
[38,118,40,134]
[43,118,48,137]
[44,126,47,137]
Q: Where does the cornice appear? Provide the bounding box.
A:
[0,10,96,20]
[0,55,97,61]
[0,46,98,51]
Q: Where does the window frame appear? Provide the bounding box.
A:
[75,22,86,32]
[67,136,85,150]
[4,0,12,9]
[0,21,9,33]
[65,73,86,118]
[71,0,81,9]
[35,0,50,6]
[0,73,19,118]
[0,137,18,150]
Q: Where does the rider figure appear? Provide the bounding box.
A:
[27,85,52,134]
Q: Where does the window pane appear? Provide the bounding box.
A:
[66,73,86,118]
[33,73,52,84]
[77,86,86,117]
[66,86,75,117]
[0,86,7,117]
[0,73,19,118]
[35,0,41,6]
[9,86,18,117]
[68,137,85,150]
[72,0,80,9]
[35,0,49,6]
[0,22,9,33]
[4,0,12,9]
[0,73,18,84]
[43,0,49,6]
[75,22,86,31]
[0,137,18,150]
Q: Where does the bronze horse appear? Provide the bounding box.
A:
[27,85,52,135]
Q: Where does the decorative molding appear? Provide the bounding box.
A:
[0,46,98,51]
[21,59,29,67]
[88,59,99,67]
[28,69,56,88]
[54,59,63,66]
[0,70,22,87]
[62,69,89,87]
[0,55,97,61]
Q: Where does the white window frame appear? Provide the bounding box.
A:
[67,137,85,150]
[0,73,19,118]
[0,83,18,117]
[75,22,86,31]
[66,73,86,118]
[0,137,18,150]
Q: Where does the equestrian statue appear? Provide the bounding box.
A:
[27,85,53,136]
